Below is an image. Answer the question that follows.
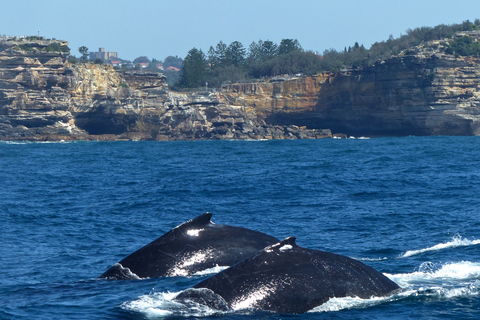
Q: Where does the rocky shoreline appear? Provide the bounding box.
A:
[2,32,480,141]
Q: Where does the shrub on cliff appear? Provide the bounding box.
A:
[445,36,480,56]
[249,51,323,77]
[320,19,480,71]
[44,43,70,53]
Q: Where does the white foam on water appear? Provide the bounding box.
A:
[111,263,142,280]
[309,295,389,313]
[354,256,389,262]
[1,140,72,144]
[386,261,480,286]
[399,235,480,258]
[122,292,178,318]
[309,261,480,313]
[122,291,228,318]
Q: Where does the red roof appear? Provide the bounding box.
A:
[166,66,180,71]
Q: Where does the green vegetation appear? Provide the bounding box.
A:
[67,56,79,64]
[318,19,480,71]
[163,55,183,69]
[78,46,89,61]
[44,42,70,53]
[14,44,37,52]
[445,36,480,56]
[176,38,320,89]
[176,19,480,89]
[13,42,69,53]
[24,36,44,41]
[177,48,208,88]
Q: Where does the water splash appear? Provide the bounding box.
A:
[309,295,388,313]
[355,256,389,262]
[309,261,480,313]
[122,291,229,318]
[387,261,480,285]
[399,235,480,258]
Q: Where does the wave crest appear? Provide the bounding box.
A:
[400,235,480,258]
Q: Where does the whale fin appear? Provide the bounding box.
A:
[177,212,213,229]
[279,237,297,246]
[190,212,213,224]
[264,236,298,252]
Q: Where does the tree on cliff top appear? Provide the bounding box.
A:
[278,39,302,55]
[133,56,150,64]
[176,38,322,88]
[178,48,208,88]
[78,46,89,61]
[163,55,183,69]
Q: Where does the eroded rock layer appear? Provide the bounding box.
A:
[3,33,480,141]
[223,34,480,137]
[0,38,329,141]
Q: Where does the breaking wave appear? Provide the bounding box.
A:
[356,235,480,262]
[399,235,480,258]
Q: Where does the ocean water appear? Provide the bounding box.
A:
[1,137,479,319]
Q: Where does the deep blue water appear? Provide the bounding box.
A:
[1,137,479,319]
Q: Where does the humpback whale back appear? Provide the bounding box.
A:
[100,213,279,279]
[188,237,400,313]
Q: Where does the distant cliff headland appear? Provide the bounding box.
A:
[2,23,480,141]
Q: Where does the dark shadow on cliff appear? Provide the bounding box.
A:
[75,114,134,135]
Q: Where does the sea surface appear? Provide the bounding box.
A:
[1,137,480,319]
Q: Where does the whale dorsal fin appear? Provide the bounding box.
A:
[265,237,298,252]
[185,212,213,226]
[280,236,297,246]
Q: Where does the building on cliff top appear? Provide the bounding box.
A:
[90,47,117,61]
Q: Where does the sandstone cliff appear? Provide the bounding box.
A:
[3,32,480,141]
[0,37,328,141]
[222,74,329,117]
[223,32,480,137]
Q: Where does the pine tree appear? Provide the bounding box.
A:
[178,48,207,88]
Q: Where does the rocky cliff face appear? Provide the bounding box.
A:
[222,74,329,117]
[0,37,329,141]
[4,33,480,141]
[223,33,480,137]
[310,41,480,136]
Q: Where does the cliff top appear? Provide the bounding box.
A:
[0,35,69,55]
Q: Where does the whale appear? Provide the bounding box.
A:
[100,212,279,279]
[175,237,400,314]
